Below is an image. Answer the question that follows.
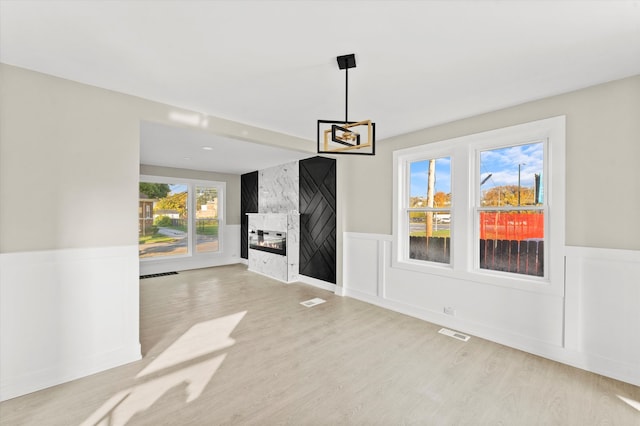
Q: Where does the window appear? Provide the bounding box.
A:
[195,185,219,254]
[406,157,452,264]
[477,142,545,276]
[393,116,565,293]
[139,177,224,260]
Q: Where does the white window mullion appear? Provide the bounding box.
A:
[452,142,470,273]
[188,183,195,255]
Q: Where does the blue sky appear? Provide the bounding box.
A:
[479,142,543,191]
[169,183,187,194]
[410,142,543,197]
[410,157,451,196]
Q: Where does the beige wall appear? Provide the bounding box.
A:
[0,64,313,253]
[2,63,638,253]
[341,75,640,250]
[0,65,139,252]
[139,165,241,224]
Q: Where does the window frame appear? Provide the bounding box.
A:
[472,139,548,279]
[399,148,456,269]
[393,116,565,296]
[194,184,222,254]
[139,175,225,261]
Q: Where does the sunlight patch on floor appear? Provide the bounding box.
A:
[617,395,640,412]
[138,311,246,377]
[82,355,226,426]
[80,311,246,426]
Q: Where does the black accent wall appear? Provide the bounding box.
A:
[240,171,259,259]
[299,156,337,284]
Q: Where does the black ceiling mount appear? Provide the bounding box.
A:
[336,54,356,70]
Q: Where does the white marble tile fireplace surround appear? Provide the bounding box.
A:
[247,213,299,282]
[246,160,300,283]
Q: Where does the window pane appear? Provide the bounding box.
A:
[409,157,451,208]
[409,211,451,264]
[479,210,544,276]
[139,183,188,258]
[478,142,545,277]
[480,142,543,207]
[196,186,219,253]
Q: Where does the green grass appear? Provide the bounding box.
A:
[409,230,451,238]
[159,223,218,235]
[139,234,177,244]
[196,223,219,236]
[142,222,218,246]
[165,224,187,232]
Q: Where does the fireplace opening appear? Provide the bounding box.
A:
[249,230,287,256]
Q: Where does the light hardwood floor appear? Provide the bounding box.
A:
[1,264,639,425]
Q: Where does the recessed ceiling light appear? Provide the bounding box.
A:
[201,146,213,151]
[183,157,191,160]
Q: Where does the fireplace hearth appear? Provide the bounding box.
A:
[249,230,287,256]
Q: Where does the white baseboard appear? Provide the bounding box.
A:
[298,274,337,292]
[247,267,290,284]
[1,344,141,402]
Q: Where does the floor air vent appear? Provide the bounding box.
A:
[140,271,178,279]
[300,298,326,308]
[438,328,470,342]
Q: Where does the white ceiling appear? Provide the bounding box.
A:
[2,1,639,173]
[140,120,312,174]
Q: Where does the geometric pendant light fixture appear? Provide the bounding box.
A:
[317,53,376,155]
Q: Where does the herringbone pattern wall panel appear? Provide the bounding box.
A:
[299,157,336,283]
[240,171,259,259]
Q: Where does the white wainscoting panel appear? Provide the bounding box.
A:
[343,232,389,298]
[0,245,141,401]
[564,246,640,385]
[344,232,564,349]
[343,233,640,386]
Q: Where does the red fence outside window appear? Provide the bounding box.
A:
[479,212,544,241]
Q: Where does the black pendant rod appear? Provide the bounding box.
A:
[336,53,356,124]
[345,67,349,124]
